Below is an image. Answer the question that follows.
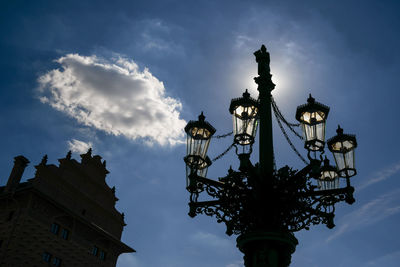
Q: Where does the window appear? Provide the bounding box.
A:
[100,250,106,261]
[51,223,59,235]
[43,252,52,262]
[92,246,98,256]
[61,229,69,240]
[7,211,14,221]
[52,257,62,266]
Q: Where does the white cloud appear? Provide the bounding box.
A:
[327,188,400,242]
[117,254,141,267]
[359,161,400,190]
[67,139,93,154]
[190,231,232,249]
[38,54,186,146]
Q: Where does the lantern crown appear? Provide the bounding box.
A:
[229,89,259,114]
[295,94,330,124]
[184,112,216,140]
[327,125,358,152]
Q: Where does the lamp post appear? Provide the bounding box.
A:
[183,45,358,267]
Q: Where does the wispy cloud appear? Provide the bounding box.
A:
[327,189,400,242]
[367,250,400,266]
[190,231,233,249]
[117,254,141,267]
[38,54,186,146]
[226,261,244,267]
[359,160,400,190]
[67,139,92,154]
[234,35,254,49]
[138,19,185,56]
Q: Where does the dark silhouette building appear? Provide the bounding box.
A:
[0,150,134,266]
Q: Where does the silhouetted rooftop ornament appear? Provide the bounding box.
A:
[81,148,93,164]
[40,155,48,166]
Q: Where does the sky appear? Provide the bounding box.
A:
[0,0,400,266]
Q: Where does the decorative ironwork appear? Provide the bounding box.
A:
[183,44,358,267]
[187,160,355,236]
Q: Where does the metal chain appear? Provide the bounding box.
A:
[271,96,303,140]
[272,98,303,139]
[272,102,309,165]
[212,131,233,139]
[212,143,235,162]
[271,96,300,127]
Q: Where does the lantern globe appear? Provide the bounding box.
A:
[318,157,339,190]
[184,112,216,167]
[184,156,212,193]
[229,90,259,146]
[296,94,330,151]
[327,126,357,178]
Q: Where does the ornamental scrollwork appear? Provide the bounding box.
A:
[188,163,355,236]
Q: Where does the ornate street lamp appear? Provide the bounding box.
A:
[327,125,357,178]
[229,89,259,148]
[318,157,339,190]
[296,94,330,152]
[184,112,215,168]
[183,45,358,267]
[185,156,211,192]
[184,112,215,193]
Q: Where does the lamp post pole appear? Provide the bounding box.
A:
[255,45,275,178]
[235,46,298,267]
[183,44,358,267]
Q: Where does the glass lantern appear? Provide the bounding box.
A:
[318,157,339,190]
[327,126,357,178]
[184,112,216,165]
[296,94,330,151]
[229,89,259,146]
[184,156,211,192]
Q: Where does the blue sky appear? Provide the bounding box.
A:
[1,0,400,266]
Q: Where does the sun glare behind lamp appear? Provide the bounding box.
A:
[327,126,357,178]
[229,89,259,146]
[318,157,339,190]
[296,94,330,151]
